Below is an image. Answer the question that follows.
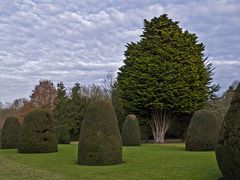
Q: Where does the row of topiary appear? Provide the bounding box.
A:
[185,84,240,179]
[0,112,71,151]
[1,91,239,177]
[1,98,141,166]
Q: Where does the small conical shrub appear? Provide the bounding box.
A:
[215,84,240,179]
[1,117,20,149]
[57,125,70,144]
[121,114,141,146]
[18,109,58,153]
[78,98,122,165]
[185,109,221,151]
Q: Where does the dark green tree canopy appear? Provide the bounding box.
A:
[53,82,70,127]
[1,116,20,149]
[69,83,88,140]
[18,109,58,153]
[117,14,216,117]
[215,83,240,179]
[111,83,127,130]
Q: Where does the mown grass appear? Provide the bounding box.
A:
[0,143,221,180]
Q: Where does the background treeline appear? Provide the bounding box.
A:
[0,78,238,141]
[0,75,115,141]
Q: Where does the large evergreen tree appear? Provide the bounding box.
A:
[69,83,88,140]
[53,82,70,127]
[117,14,217,143]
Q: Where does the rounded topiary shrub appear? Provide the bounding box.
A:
[121,114,141,146]
[1,117,20,149]
[78,98,122,166]
[57,125,70,144]
[185,109,221,151]
[18,109,58,153]
[215,84,240,179]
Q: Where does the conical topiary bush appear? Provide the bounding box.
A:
[185,109,221,151]
[121,114,141,146]
[215,84,240,179]
[18,109,58,153]
[1,117,20,149]
[57,125,70,144]
[78,98,122,165]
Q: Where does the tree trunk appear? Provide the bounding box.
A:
[149,108,173,144]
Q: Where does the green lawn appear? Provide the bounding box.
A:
[0,143,221,180]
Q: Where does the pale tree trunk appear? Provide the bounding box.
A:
[149,108,173,144]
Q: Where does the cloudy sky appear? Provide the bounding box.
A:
[0,0,240,102]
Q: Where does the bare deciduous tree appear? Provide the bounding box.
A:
[30,80,57,110]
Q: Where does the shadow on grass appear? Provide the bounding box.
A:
[74,160,126,167]
[141,143,186,152]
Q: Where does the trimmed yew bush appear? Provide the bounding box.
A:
[121,114,141,146]
[185,109,221,151]
[1,117,20,149]
[57,125,70,144]
[18,109,58,153]
[78,98,122,165]
[215,84,240,179]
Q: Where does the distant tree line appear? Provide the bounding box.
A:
[1,78,236,142]
[0,79,110,140]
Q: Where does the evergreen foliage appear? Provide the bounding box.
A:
[111,84,127,130]
[53,82,70,128]
[78,98,122,165]
[206,82,236,127]
[1,117,20,149]
[185,109,221,151]
[57,125,70,144]
[69,83,88,141]
[140,124,151,142]
[121,114,141,146]
[166,112,192,140]
[117,14,218,143]
[215,83,240,179]
[18,109,58,153]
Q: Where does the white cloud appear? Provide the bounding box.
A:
[0,0,239,102]
[210,60,240,65]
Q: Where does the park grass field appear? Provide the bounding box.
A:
[0,143,221,180]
